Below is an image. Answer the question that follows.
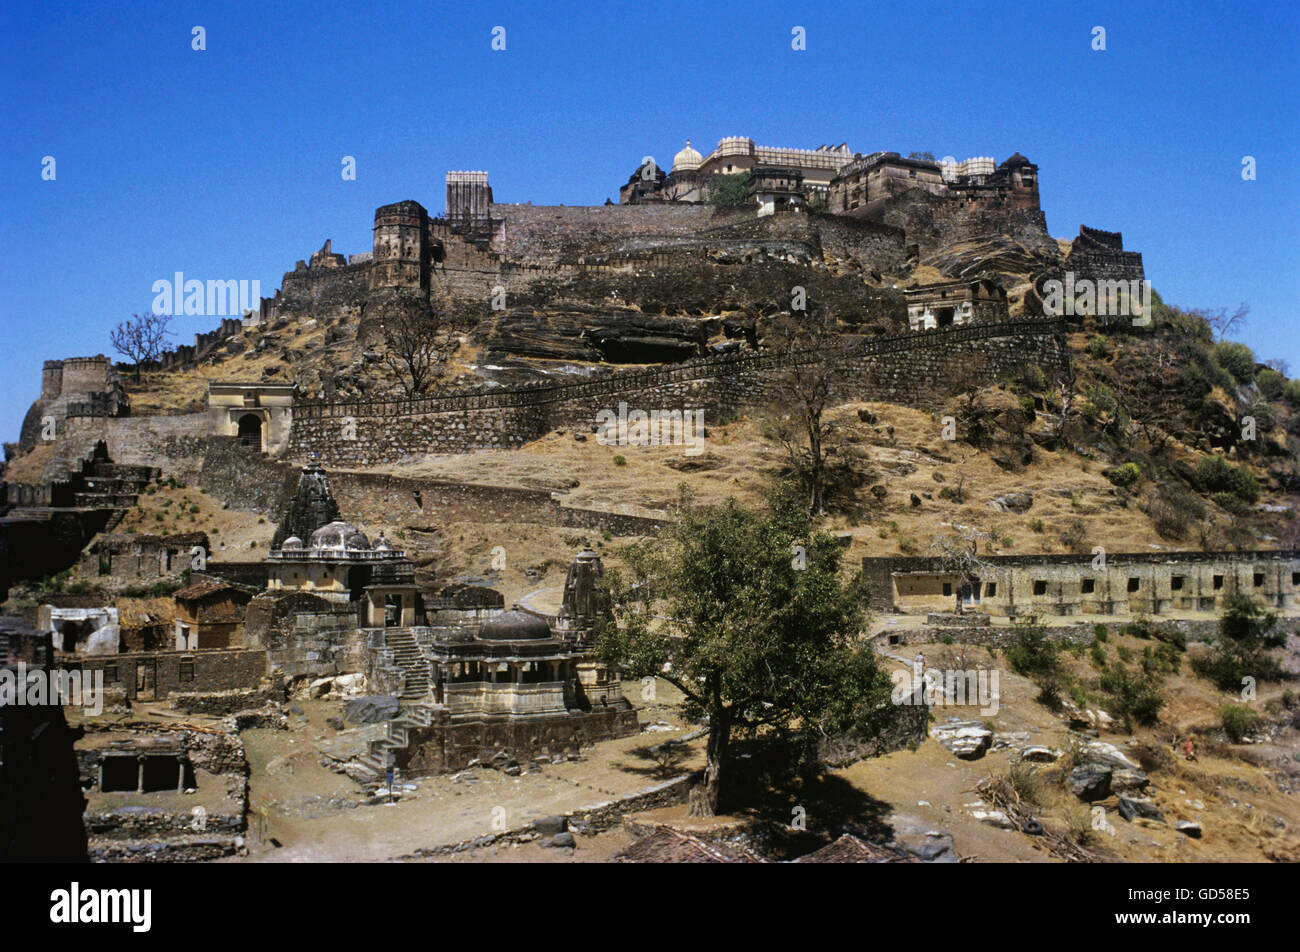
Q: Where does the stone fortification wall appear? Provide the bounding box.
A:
[287,319,1068,466]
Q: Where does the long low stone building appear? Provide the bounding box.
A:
[862,549,1300,618]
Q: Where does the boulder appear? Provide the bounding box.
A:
[332,673,366,697]
[1021,746,1061,763]
[1110,768,1150,795]
[970,809,1015,829]
[1117,797,1165,823]
[1067,764,1112,801]
[550,832,576,849]
[1175,820,1202,838]
[930,722,993,760]
[990,492,1034,514]
[533,815,568,835]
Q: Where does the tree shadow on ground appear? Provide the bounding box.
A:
[610,739,694,781]
[726,768,900,861]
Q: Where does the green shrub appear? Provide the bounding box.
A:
[613,455,627,466]
[1214,341,1257,384]
[1218,705,1263,743]
[1195,454,1259,504]
[1093,624,1109,642]
[1256,368,1284,399]
[1087,334,1113,359]
[1104,462,1142,488]
[1192,595,1288,690]
[1284,379,1300,404]
[1029,518,1045,533]
[1099,661,1165,731]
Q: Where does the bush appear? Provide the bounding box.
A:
[1219,705,1263,743]
[1087,334,1113,359]
[1256,368,1284,399]
[1099,661,1165,731]
[1195,454,1259,504]
[1284,379,1300,405]
[1006,620,1068,708]
[1093,624,1109,642]
[1214,341,1257,384]
[1141,643,1181,676]
[613,455,627,466]
[1104,462,1142,488]
[1192,595,1288,690]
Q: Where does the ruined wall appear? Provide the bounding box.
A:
[55,414,208,481]
[286,320,1069,465]
[261,260,369,324]
[75,647,268,701]
[882,190,1057,259]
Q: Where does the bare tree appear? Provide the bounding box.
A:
[1200,303,1249,342]
[110,313,174,381]
[381,302,458,395]
[928,526,994,614]
[1265,357,1291,377]
[763,310,852,515]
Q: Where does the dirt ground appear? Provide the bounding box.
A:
[221,626,1300,864]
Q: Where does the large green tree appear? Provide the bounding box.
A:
[597,488,893,816]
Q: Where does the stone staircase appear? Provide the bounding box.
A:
[359,702,437,777]
[383,627,430,701]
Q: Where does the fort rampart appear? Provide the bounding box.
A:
[285,319,1069,466]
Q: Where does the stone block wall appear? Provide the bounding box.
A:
[393,706,640,777]
[285,320,1068,466]
[198,436,299,516]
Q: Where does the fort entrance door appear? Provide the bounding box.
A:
[237,413,263,451]
[135,659,156,701]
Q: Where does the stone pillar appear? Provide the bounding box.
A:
[136,757,144,794]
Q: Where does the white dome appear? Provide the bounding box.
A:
[672,140,703,172]
[282,535,303,550]
[308,520,371,551]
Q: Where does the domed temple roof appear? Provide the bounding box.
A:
[478,609,553,642]
[282,535,303,550]
[272,461,343,550]
[309,520,371,551]
[672,140,703,172]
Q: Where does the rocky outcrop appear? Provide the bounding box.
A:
[472,305,715,363]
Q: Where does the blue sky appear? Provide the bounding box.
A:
[1,0,1296,441]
